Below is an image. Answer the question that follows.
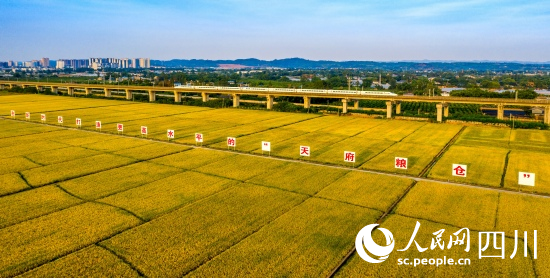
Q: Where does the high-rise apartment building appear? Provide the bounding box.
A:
[40,58,49,68]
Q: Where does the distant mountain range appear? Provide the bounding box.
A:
[151,58,550,71]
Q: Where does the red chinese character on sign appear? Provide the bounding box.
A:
[344,152,355,162]
[117,124,123,131]
[227,137,235,146]
[453,165,466,176]
[168,130,174,138]
[524,173,530,178]
[196,133,203,141]
[396,158,407,169]
[300,146,310,156]
[141,127,147,134]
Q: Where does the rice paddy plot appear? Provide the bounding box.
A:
[0,185,83,229]
[121,115,241,142]
[80,136,153,152]
[175,108,295,124]
[502,150,550,193]
[497,193,550,278]
[335,214,534,277]
[150,148,237,170]
[195,154,288,181]
[401,123,463,146]
[427,145,508,187]
[101,185,307,277]
[112,142,190,160]
[283,115,353,133]
[17,246,140,278]
[0,156,41,175]
[310,137,395,166]
[354,120,426,141]
[0,95,131,114]
[58,162,182,200]
[0,139,69,159]
[454,126,512,149]
[0,202,141,277]
[394,181,499,231]
[200,113,318,147]
[361,142,442,175]
[99,171,237,220]
[316,171,414,211]
[253,132,348,159]
[0,173,30,196]
[315,117,383,136]
[247,162,349,195]
[0,120,58,138]
[26,146,102,165]
[215,127,309,152]
[509,129,550,153]
[188,198,382,277]
[21,153,137,187]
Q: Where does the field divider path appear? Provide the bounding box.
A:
[53,184,148,223]
[95,243,146,277]
[500,150,511,187]
[327,181,418,278]
[3,117,550,201]
[418,125,466,177]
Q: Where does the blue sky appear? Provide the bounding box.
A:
[1,0,549,61]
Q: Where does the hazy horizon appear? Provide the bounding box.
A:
[1,1,549,62]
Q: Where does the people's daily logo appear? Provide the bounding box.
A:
[355,224,395,263]
[356,222,537,267]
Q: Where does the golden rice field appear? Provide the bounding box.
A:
[0,93,549,277]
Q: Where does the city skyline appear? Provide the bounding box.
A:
[1,0,549,62]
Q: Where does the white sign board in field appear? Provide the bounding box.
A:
[25,112,30,120]
[300,146,310,157]
[141,126,148,136]
[76,118,82,127]
[227,137,236,148]
[96,121,102,130]
[10,110,15,118]
[518,172,535,186]
[57,116,63,124]
[40,114,46,122]
[344,151,356,163]
[195,133,203,143]
[452,164,467,177]
[395,157,408,169]
[117,123,123,133]
[167,129,175,139]
[262,141,271,152]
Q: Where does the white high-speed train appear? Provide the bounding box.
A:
[174,85,397,96]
